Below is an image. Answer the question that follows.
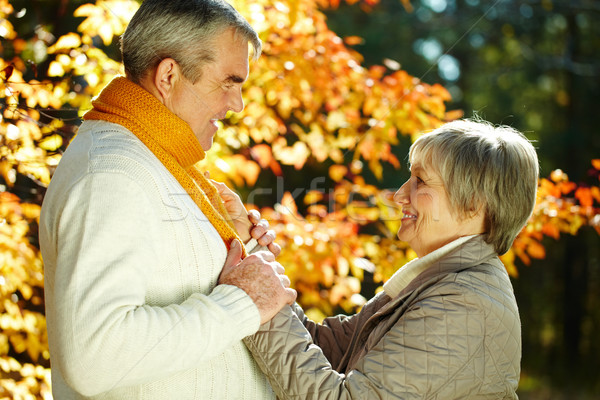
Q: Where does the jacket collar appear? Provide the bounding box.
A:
[383,235,498,299]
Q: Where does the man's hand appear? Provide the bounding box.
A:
[219,240,296,325]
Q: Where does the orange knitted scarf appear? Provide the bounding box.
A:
[84,76,246,257]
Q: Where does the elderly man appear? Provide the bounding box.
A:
[39,0,295,398]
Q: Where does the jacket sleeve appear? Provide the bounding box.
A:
[290,295,385,368]
[244,282,502,400]
[43,172,260,396]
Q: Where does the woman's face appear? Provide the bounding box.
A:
[394,157,483,257]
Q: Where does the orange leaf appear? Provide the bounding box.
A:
[539,178,560,198]
[329,165,348,182]
[239,159,261,186]
[558,181,576,195]
[344,36,364,46]
[251,144,273,168]
[2,65,14,80]
[591,187,600,203]
[575,187,593,207]
[444,109,464,121]
[541,222,560,240]
[279,192,299,215]
[527,240,546,260]
[592,159,600,170]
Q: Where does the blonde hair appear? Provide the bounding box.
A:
[409,118,539,255]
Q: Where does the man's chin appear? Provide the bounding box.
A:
[196,131,215,150]
[202,139,214,151]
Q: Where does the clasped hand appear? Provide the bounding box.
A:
[219,240,297,324]
[211,176,295,323]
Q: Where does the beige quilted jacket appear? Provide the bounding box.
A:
[244,235,521,399]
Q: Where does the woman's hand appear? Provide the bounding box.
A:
[210,177,252,242]
[248,210,281,257]
[210,177,281,256]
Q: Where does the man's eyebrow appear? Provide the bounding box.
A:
[224,74,245,84]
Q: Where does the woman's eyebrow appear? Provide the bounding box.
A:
[411,164,432,180]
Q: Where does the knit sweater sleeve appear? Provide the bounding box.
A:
[45,171,260,396]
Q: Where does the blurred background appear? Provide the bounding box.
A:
[0,0,598,398]
[324,1,600,397]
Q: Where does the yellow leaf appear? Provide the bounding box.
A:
[48,32,81,53]
[38,134,63,151]
[304,307,327,324]
[499,249,518,278]
[304,190,324,205]
[0,160,15,187]
[98,23,114,46]
[73,3,97,17]
[47,61,65,77]
[550,169,568,183]
[20,203,41,220]
[0,18,16,40]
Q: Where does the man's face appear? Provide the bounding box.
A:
[167,28,249,150]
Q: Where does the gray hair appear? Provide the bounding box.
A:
[121,0,261,83]
[408,118,539,255]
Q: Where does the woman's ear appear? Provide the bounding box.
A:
[469,202,487,234]
[154,58,180,101]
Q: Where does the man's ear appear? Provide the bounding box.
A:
[154,58,180,101]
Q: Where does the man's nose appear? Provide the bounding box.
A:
[230,89,244,113]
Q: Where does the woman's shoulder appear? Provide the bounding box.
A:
[453,258,515,298]
[420,260,519,326]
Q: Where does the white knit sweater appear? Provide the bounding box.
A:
[40,120,275,399]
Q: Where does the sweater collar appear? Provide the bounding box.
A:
[85,76,205,168]
[383,235,496,298]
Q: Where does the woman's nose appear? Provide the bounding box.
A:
[394,180,411,204]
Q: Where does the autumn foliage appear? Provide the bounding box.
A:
[0,0,598,397]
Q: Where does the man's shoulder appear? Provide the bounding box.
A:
[77,120,148,157]
[69,120,163,175]
[47,120,169,201]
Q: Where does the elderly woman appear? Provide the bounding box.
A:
[244,119,538,399]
